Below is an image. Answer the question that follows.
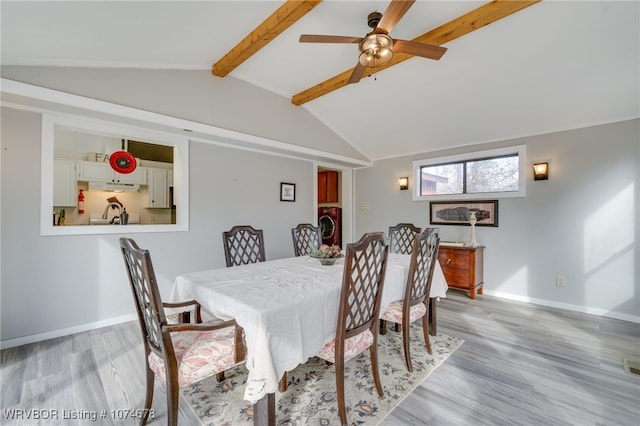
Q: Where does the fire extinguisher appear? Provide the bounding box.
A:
[78,189,85,214]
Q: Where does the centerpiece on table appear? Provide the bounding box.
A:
[309,244,343,265]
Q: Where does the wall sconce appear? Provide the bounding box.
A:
[398,177,409,190]
[533,163,549,181]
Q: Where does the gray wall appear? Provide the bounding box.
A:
[1,107,316,344]
[355,119,640,321]
[2,86,638,347]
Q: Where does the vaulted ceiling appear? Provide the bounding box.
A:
[2,1,638,160]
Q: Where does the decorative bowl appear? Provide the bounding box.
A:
[314,257,339,266]
[309,244,343,266]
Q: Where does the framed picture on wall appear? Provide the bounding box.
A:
[430,200,498,227]
[280,182,296,202]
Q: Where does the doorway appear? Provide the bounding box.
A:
[317,167,342,247]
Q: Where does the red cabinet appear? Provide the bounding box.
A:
[318,171,339,203]
[438,246,484,299]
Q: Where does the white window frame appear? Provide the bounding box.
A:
[41,113,190,236]
[412,145,527,201]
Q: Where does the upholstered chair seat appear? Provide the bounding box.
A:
[148,324,242,388]
[380,300,427,324]
[317,329,374,364]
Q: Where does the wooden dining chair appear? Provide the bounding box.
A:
[222,225,266,267]
[120,238,246,426]
[380,228,440,372]
[388,223,422,254]
[317,232,389,426]
[291,223,322,256]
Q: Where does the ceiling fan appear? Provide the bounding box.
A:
[299,0,447,84]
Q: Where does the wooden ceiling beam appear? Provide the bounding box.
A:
[291,0,542,106]
[213,0,322,77]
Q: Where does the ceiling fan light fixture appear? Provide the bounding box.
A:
[358,33,393,68]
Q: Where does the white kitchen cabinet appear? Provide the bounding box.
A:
[54,159,77,206]
[77,161,111,181]
[148,168,169,208]
[116,166,147,184]
[77,161,147,184]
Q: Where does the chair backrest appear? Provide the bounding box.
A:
[388,223,422,254]
[337,232,389,341]
[222,225,266,267]
[120,237,173,361]
[291,223,322,256]
[404,228,440,310]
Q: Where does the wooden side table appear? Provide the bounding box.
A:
[438,245,484,299]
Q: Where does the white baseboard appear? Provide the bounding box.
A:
[484,290,640,324]
[0,313,138,350]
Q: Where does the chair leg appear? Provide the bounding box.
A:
[421,314,432,355]
[369,340,384,397]
[402,321,413,372]
[334,357,348,426]
[379,319,387,335]
[166,372,180,426]
[278,373,288,392]
[141,363,155,425]
[428,298,437,336]
[216,371,225,382]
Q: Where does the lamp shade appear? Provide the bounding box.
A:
[533,163,548,180]
[398,177,409,190]
[358,33,393,67]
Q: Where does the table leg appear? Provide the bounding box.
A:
[428,298,437,336]
[253,393,275,426]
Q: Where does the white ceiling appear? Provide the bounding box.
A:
[2,1,638,160]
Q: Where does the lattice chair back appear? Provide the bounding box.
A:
[223,225,266,267]
[315,232,389,426]
[120,237,167,357]
[339,232,389,336]
[380,228,440,371]
[389,223,422,254]
[407,228,440,304]
[291,223,322,256]
[120,237,246,425]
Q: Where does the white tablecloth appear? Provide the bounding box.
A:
[170,254,447,403]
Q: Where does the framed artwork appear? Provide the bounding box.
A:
[280,182,296,202]
[430,200,498,227]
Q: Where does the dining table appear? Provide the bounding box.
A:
[170,253,448,426]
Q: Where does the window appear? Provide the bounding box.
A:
[412,145,526,201]
[41,113,189,236]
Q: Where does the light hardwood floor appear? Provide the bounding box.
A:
[383,292,640,426]
[2,291,638,425]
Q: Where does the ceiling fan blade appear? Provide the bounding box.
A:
[393,39,447,60]
[347,62,368,84]
[375,0,416,34]
[300,34,362,44]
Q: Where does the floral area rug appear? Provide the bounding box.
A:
[182,326,463,426]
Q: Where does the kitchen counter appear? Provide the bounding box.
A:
[89,213,140,225]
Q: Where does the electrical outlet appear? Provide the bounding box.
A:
[556,276,565,287]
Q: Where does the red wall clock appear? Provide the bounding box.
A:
[109,151,137,174]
